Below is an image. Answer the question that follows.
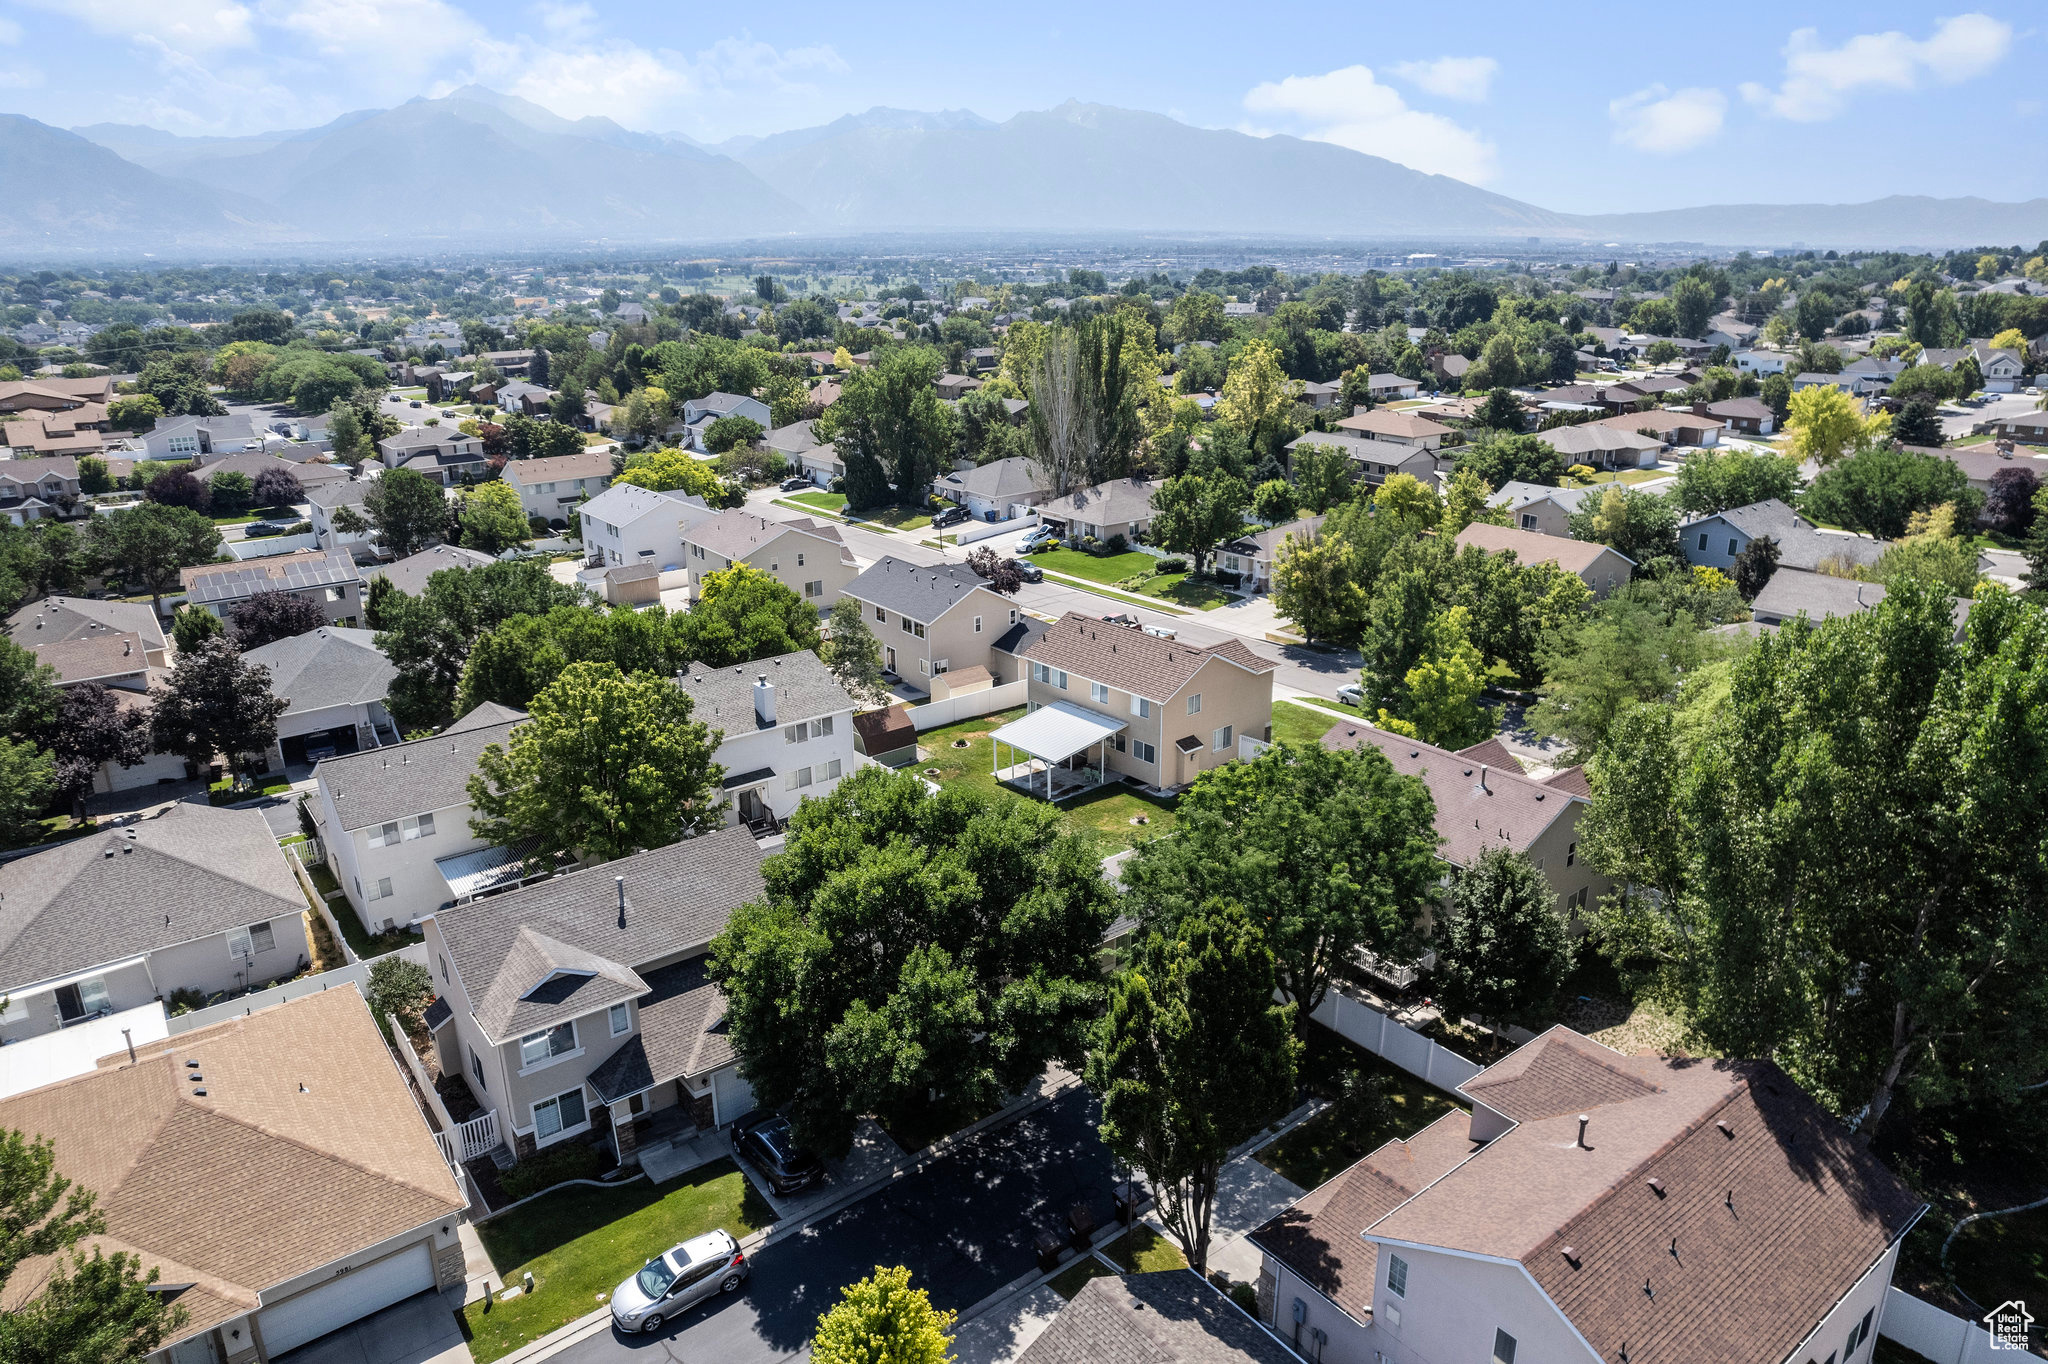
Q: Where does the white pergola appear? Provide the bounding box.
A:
[989,701,1129,799]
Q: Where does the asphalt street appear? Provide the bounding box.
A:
[549,1086,1119,1364]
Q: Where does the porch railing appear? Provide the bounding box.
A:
[434,1110,503,1167]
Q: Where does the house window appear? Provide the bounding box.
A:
[796,552,805,567]
[1112,734,1127,753]
[1387,1254,1408,1298]
[1009,608,1019,625]
[610,1002,631,1036]
[1854,1309,1874,1353]
[326,585,347,602]
[369,821,402,847]
[1566,841,1577,867]
[913,621,926,638]
[1728,537,1739,556]
[1132,741,1156,764]
[1697,532,1708,551]
[1492,1329,1517,1364]
[788,766,814,790]
[518,1021,576,1068]
[811,716,834,738]
[901,615,914,633]
[1521,513,1537,529]
[785,723,808,745]
[533,1087,588,1142]
[1091,682,1109,704]
[226,922,276,959]
[974,615,983,633]
[469,1047,486,1091]
[1132,696,1152,718]
[824,759,842,781]
[1187,693,1202,715]
[919,659,929,676]
[1032,662,1068,689]
[366,877,394,901]
[805,579,824,599]
[874,605,885,622]
[1213,725,1232,752]
[439,954,449,982]
[405,813,435,840]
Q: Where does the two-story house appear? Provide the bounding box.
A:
[180,548,364,627]
[1285,433,1447,491]
[678,510,858,609]
[578,482,718,576]
[136,413,268,460]
[1487,481,1597,538]
[377,427,487,485]
[421,826,767,1164]
[307,480,375,554]
[841,556,1032,688]
[1678,498,1886,576]
[1250,1026,1923,1364]
[680,391,772,451]
[501,450,615,526]
[1334,409,1452,450]
[243,626,399,770]
[309,703,526,933]
[0,803,312,1044]
[0,457,82,525]
[1001,612,1277,791]
[675,649,858,834]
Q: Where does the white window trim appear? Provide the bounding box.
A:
[531,1087,592,1147]
[517,1021,581,1074]
[1187,693,1202,715]
[609,1002,631,1036]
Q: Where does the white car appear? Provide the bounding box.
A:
[609,1230,747,1334]
[1336,684,1365,708]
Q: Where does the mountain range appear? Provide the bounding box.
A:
[1,88,2041,253]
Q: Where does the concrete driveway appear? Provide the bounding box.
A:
[1941,391,2040,440]
[276,1286,470,1364]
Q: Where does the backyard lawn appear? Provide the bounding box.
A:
[1269,699,1359,748]
[1254,1031,1463,1192]
[461,1161,770,1364]
[914,707,1178,852]
[306,862,412,957]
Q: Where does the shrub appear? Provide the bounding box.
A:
[1154,556,1189,574]
[498,1138,613,1200]
[1105,533,1130,554]
[284,519,312,535]
[366,955,434,1032]
[166,987,207,1016]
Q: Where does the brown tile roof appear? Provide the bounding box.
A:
[1455,522,1634,576]
[1021,612,1276,702]
[1365,1029,1924,1364]
[0,988,464,1348]
[1320,720,1570,866]
[1335,409,1452,440]
[1249,1110,1474,1321]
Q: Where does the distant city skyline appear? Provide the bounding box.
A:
[0,1,2040,216]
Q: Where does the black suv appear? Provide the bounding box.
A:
[932,504,970,529]
[730,1111,824,1195]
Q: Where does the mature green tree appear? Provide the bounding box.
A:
[0,737,55,848]
[0,521,81,617]
[1088,900,1298,1274]
[1567,485,1682,573]
[1271,532,1366,645]
[710,767,1117,1156]
[457,604,689,715]
[375,559,584,730]
[1803,446,1981,541]
[137,353,222,416]
[1473,387,1525,432]
[0,637,59,741]
[1456,432,1568,489]
[822,345,954,509]
[228,589,325,650]
[366,955,435,1032]
[1671,448,1802,516]
[810,1266,955,1364]
[458,480,528,555]
[676,565,822,667]
[1529,591,1722,757]
[46,684,149,818]
[1288,442,1355,514]
[1122,742,1439,1019]
[105,395,163,434]
[1581,583,2048,1141]
[469,661,723,864]
[363,467,449,558]
[149,638,286,778]
[819,596,886,703]
[169,604,225,653]
[205,471,254,515]
[80,504,221,615]
[1891,393,1945,448]
[1670,276,1720,339]
[1148,472,1247,574]
[703,415,764,454]
[1250,478,1298,525]
[1,1128,103,1287]
[1382,604,1493,749]
[1436,848,1575,1031]
[1731,535,1781,599]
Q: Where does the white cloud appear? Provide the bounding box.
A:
[1609,84,1727,153]
[467,34,846,130]
[1243,65,1498,183]
[18,0,254,53]
[532,2,597,41]
[1389,56,1497,102]
[0,17,22,44]
[1741,14,2012,121]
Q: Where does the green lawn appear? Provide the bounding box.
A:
[1034,576,1189,617]
[1941,1207,2048,1327]
[786,490,847,513]
[915,707,1179,851]
[1130,573,1233,610]
[1027,547,1161,584]
[1048,1255,1117,1300]
[309,867,411,958]
[780,491,934,531]
[461,1162,770,1364]
[1255,1030,1462,1192]
[1270,699,1359,748]
[1103,1225,1188,1274]
[1562,467,1670,487]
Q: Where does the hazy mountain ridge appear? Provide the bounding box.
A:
[16,90,2046,252]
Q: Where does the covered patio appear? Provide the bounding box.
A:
[988,701,1128,801]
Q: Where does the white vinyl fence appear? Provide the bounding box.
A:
[286,842,360,965]
[956,512,1040,545]
[1879,1287,2020,1363]
[1308,983,1483,1095]
[385,1011,502,1168]
[905,680,1028,731]
[167,943,430,1033]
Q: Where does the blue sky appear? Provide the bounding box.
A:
[1,0,2041,214]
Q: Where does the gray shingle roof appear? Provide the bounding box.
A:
[1018,1272,1296,1364]
[675,649,855,735]
[585,957,733,1102]
[0,803,306,990]
[307,480,371,511]
[681,510,852,565]
[1038,478,1159,526]
[1693,499,1886,571]
[316,708,524,832]
[843,556,1004,624]
[368,544,495,597]
[1489,481,1597,515]
[434,827,764,1042]
[936,456,1052,503]
[579,481,712,529]
[1750,568,1887,623]
[4,595,166,656]
[242,626,396,718]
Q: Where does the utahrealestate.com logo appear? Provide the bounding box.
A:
[1983,1300,2034,1350]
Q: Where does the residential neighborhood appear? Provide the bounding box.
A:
[3,30,2048,1364]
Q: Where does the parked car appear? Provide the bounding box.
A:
[780,476,809,491]
[731,1110,824,1195]
[1336,684,1365,707]
[303,744,338,763]
[932,504,970,529]
[244,521,287,537]
[609,1230,747,1334]
[1015,561,1044,583]
[410,399,423,408]
[1021,528,1057,551]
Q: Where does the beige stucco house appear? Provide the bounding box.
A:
[679,510,858,609]
[841,556,1040,690]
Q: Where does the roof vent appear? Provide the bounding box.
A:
[185,1059,198,1068]
[191,1089,207,1097]
[1715,1119,1734,1138]
[1642,1279,1654,1301]
[616,875,627,928]
[1560,1246,1579,1267]
[1646,1177,1666,1197]
[1576,1114,1590,1148]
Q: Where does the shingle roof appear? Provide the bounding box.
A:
[242,626,396,718]
[585,957,734,1102]
[682,510,852,565]
[1020,1271,1296,1364]
[993,615,1048,656]
[1038,478,1160,526]
[316,708,524,832]
[0,803,308,991]
[307,479,372,511]
[936,456,1053,502]
[1222,515,1324,560]
[24,630,149,684]
[1488,481,1597,516]
[1284,431,1442,472]
[1701,397,1773,421]
[0,988,465,1349]
[1366,1029,1924,1364]
[1454,522,1635,576]
[503,450,615,485]
[674,649,855,735]
[1694,499,1886,572]
[193,450,351,489]
[1319,720,1571,866]
[1536,424,1664,458]
[434,827,764,1042]
[844,555,1003,623]
[1750,568,1888,623]
[852,704,917,756]
[368,543,495,597]
[1021,612,1276,702]
[379,426,480,455]
[690,391,756,416]
[579,481,711,528]
[1335,409,1452,440]
[181,548,357,605]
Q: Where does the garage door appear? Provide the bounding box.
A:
[257,1242,434,1357]
[711,1065,756,1127]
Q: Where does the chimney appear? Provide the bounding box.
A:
[1576,1114,1590,1148]
[754,673,775,726]
[121,1028,136,1064]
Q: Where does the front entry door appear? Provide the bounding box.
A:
[738,788,767,825]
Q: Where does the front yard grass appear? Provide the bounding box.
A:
[1254,1031,1462,1192]
[778,491,934,531]
[786,490,847,512]
[1270,699,1359,748]
[1027,547,1159,583]
[461,1160,770,1364]
[1562,467,1670,487]
[1103,1225,1188,1274]
[1048,1255,1117,1300]
[1128,572,1232,611]
[914,707,1179,851]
